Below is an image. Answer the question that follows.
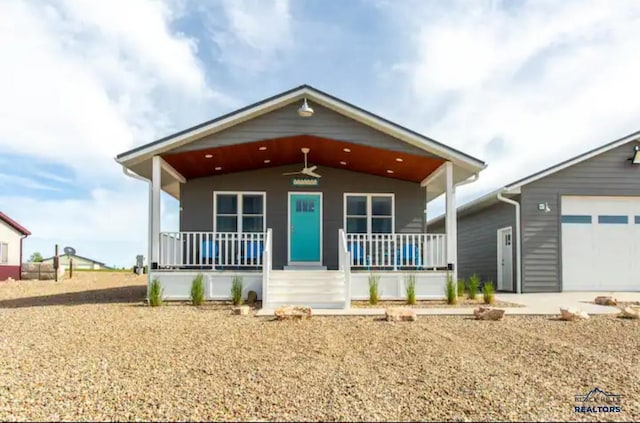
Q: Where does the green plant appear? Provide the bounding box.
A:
[148,278,163,307]
[457,279,465,297]
[405,274,416,305]
[483,281,495,304]
[445,273,457,305]
[368,273,380,305]
[190,273,205,306]
[467,273,480,300]
[231,275,244,306]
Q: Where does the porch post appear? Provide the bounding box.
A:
[445,161,457,282]
[151,155,161,269]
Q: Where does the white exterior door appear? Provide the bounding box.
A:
[561,196,640,291]
[497,227,513,291]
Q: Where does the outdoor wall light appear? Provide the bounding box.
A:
[297,98,314,117]
[628,145,640,164]
[538,202,551,212]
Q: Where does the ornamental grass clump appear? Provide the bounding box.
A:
[467,273,480,300]
[231,276,243,306]
[368,273,380,305]
[483,281,495,305]
[148,278,163,307]
[190,273,205,306]
[405,274,416,305]
[445,273,457,305]
[457,279,465,297]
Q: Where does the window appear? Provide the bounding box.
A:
[344,194,394,233]
[0,242,7,264]
[214,192,265,232]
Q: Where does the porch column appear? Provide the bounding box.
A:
[151,155,161,268]
[445,161,457,282]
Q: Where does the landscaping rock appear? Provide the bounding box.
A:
[232,306,250,316]
[385,307,417,322]
[594,296,617,306]
[560,307,590,321]
[246,290,258,305]
[473,306,505,321]
[618,306,639,319]
[274,305,312,320]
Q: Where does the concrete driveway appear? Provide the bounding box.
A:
[496,291,640,315]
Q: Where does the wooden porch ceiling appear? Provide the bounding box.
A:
[162,135,445,182]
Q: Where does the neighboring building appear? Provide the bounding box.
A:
[41,254,111,270]
[0,212,31,281]
[115,85,486,308]
[429,131,640,293]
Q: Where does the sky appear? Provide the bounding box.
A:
[1,0,640,267]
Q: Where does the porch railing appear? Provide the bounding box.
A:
[159,231,266,268]
[345,232,446,269]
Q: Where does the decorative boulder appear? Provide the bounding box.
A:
[618,307,640,319]
[560,307,590,321]
[473,306,505,321]
[594,296,617,306]
[246,290,258,305]
[385,307,417,322]
[274,305,312,320]
[232,306,250,316]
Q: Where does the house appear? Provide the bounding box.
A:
[0,212,31,281]
[115,85,486,308]
[428,130,640,293]
[41,253,111,270]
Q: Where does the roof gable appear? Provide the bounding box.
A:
[0,212,30,236]
[115,85,485,171]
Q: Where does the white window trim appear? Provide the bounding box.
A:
[212,191,267,233]
[343,193,395,234]
[0,242,7,264]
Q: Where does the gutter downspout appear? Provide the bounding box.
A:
[121,165,153,291]
[497,191,521,294]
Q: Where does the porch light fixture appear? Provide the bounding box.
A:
[259,146,267,151]
[214,166,222,171]
[343,148,351,153]
[395,157,403,162]
[297,98,314,117]
[629,145,640,164]
[386,169,394,174]
[340,161,347,165]
[264,159,271,164]
[205,154,213,159]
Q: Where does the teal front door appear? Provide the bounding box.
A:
[289,193,321,262]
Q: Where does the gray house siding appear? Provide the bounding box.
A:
[180,165,425,270]
[173,101,438,158]
[520,139,640,292]
[429,201,517,289]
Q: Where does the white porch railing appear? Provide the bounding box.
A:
[345,233,446,269]
[338,229,351,309]
[262,228,272,307]
[159,232,266,268]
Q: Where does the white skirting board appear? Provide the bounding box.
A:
[349,271,448,300]
[150,271,263,300]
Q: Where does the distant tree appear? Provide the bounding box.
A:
[30,252,43,262]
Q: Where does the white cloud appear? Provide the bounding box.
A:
[391,0,640,210]
[207,0,293,72]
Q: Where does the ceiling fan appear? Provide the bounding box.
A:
[282,147,322,178]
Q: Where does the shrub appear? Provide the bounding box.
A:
[457,279,465,297]
[405,274,416,305]
[231,275,243,306]
[467,273,480,300]
[483,281,495,304]
[445,273,457,305]
[368,273,380,305]
[190,273,205,306]
[148,278,163,307]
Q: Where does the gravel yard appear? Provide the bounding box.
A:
[0,273,638,422]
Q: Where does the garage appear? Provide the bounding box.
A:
[561,196,640,291]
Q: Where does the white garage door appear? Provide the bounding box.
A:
[561,196,640,291]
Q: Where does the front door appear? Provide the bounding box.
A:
[289,193,322,263]
[497,227,513,291]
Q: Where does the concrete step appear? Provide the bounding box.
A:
[269,286,345,295]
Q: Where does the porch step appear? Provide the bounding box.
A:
[283,265,328,270]
[267,270,347,308]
